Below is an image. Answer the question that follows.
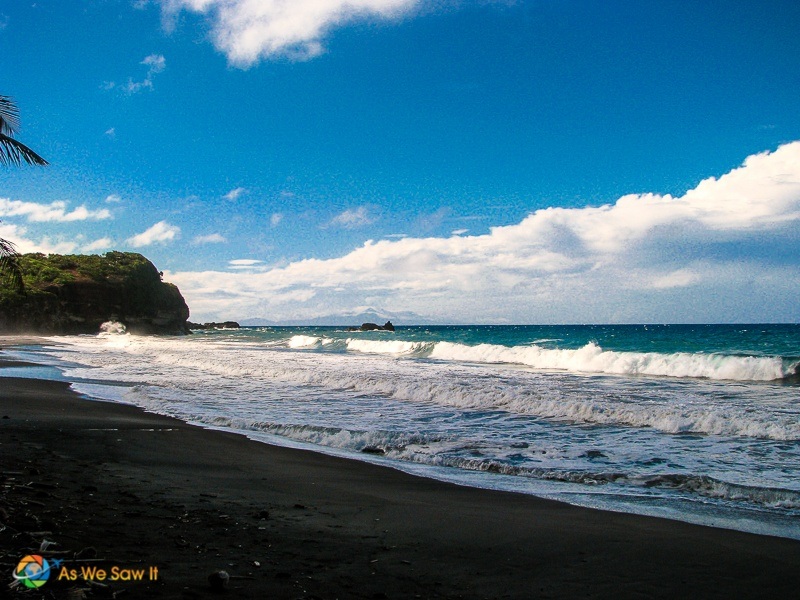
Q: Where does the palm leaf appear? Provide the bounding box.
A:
[0,95,21,136]
[0,94,42,292]
[0,132,48,166]
[0,237,24,292]
[0,95,47,166]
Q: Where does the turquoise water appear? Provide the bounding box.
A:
[7,323,800,538]
[213,323,800,381]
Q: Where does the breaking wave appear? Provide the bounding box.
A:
[72,337,800,440]
[338,338,796,382]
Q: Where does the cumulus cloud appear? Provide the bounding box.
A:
[327,206,375,229]
[167,142,800,323]
[127,221,180,247]
[158,0,420,65]
[0,198,112,222]
[193,233,227,244]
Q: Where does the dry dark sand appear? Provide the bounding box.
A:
[2,369,800,599]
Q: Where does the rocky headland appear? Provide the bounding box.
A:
[0,251,190,334]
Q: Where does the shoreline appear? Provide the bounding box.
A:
[11,332,800,542]
[2,360,800,598]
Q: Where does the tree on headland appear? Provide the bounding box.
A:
[0,94,48,290]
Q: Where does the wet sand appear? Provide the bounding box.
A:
[2,370,800,599]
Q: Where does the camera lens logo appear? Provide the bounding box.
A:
[13,555,51,589]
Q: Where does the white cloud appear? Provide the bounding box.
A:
[270,212,283,227]
[0,223,78,255]
[451,229,468,235]
[228,259,265,270]
[224,187,247,201]
[159,0,420,65]
[166,142,800,323]
[105,194,122,204]
[229,259,263,266]
[142,53,166,73]
[104,127,116,138]
[650,269,700,289]
[327,206,375,229]
[83,237,114,252]
[193,233,227,244]
[127,221,180,247]
[105,54,167,94]
[0,198,112,222]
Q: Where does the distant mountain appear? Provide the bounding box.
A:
[239,308,442,327]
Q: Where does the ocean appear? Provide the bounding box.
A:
[5,323,800,539]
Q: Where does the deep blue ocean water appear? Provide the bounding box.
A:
[4,323,799,538]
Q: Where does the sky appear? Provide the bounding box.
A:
[1,0,799,324]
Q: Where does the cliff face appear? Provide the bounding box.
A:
[0,252,190,335]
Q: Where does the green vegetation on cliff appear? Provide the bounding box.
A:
[0,252,190,334]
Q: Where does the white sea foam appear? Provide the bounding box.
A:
[346,338,430,355]
[54,335,800,441]
[108,375,800,512]
[288,335,320,348]
[421,341,790,381]
[99,321,127,335]
[337,337,793,382]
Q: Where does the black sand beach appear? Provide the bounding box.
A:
[2,355,800,599]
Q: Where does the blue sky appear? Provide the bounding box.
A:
[1,0,799,323]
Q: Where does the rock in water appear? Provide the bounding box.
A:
[360,320,395,332]
[187,321,240,330]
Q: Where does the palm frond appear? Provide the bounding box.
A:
[0,132,48,166]
[0,237,24,292]
[0,95,21,136]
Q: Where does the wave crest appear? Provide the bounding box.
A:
[422,340,791,381]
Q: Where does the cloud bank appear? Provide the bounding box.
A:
[168,142,800,323]
[159,0,420,65]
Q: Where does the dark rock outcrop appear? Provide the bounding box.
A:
[0,252,190,335]
[359,321,395,332]
[187,321,240,330]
